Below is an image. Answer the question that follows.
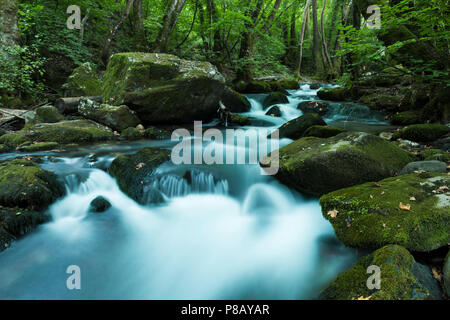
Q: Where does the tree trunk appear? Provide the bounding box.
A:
[312,0,324,75]
[133,0,146,49]
[157,0,187,53]
[320,0,333,71]
[296,0,312,74]
[0,0,19,49]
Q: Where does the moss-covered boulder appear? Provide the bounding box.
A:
[62,62,102,97]
[444,251,450,297]
[230,114,251,126]
[264,132,414,196]
[390,111,421,126]
[262,92,289,109]
[220,86,251,112]
[392,124,450,143]
[419,149,450,162]
[109,148,171,204]
[320,245,441,300]
[102,53,226,124]
[20,142,59,152]
[120,127,143,140]
[297,101,330,116]
[35,105,65,123]
[320,172,450,252]
[145,127,172,140]
[0,144,10,153]
[0,159,65,209]
[0,120,114,148]
[359,92,402,112]
[303,125,346,138]
[317,87,351,101]
[278,113,327,140]
[265,106,282,117]
[78,98,141,132]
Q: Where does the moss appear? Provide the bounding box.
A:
[220,86,251,112]
[109,147,171,204]
[419,149,450,162]
[0,159,65,209]
[317,86,351,101]
[144,127,172,140]
[320,245,438,300]
[390,111,421,126]
[35,105,65,123]
[278,113,327,139]
[62,62,102,97]
[392,124,450,143]
[0,132,31,148]
[21,142,59,152]
[319,173,450,252]
[359,93,402,111]
[0,144,11,153]
[230,114,251,126]
[262,91,289,109]
[303,125,346,138]
[268,132,414,196]
[120,127,143,140]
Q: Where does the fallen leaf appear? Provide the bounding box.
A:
[327,209,339,219]
[410,197,416,201]
[431,268,442,281]
[399,203,411,211]
[372,183,382,188]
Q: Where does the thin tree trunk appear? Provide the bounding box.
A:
[157,0,187,53]
[312,0,323,75]
[320,0,333,71]
[296,0,312,74]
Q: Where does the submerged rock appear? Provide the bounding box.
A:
[392,124,450,143]
[262,92,289,109]
[277,113,326,140]
[320,172,449,252]
[320,245,441,300]
[102,53,226,124]
[89,196,111,213]
[62,62,103,97]
[109,148,171,204]
[400,160,447,174]
[265,132,413,196]
[78,98,141,132]
[0,120,115,148]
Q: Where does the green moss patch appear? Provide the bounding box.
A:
[392,124,450,143]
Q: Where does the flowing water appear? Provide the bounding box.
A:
[0,84,388,300]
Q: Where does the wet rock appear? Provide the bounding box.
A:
[265,106,282,117]
[264,132,414,196]
[89,196,111,213]
[262,92,289,109]
[320,245,441,300]
[277,113,326,140]
[78,98,141,132]
[102,53,226,124]
[309,82,321,90]
[392,124,449,143]
[302,125,345,138]
[120,127,143,141]
[220,87,251,112]
[317,87,350,101]
[359,92,402,112]
[145,127,172,140]
[390,111,421,126]
[320,172,449,252]
[297,101,329,116]
[400,160,447,174]
[20,142,59,152]
[62,62,102,97]
[34,106,65,123]
[230,114,251,126]
[109,148,171,204]
[234,79,298,93]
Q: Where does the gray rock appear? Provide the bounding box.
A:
[89,196,111,213]
[400,160,447,175]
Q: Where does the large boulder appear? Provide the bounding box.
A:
[78,98,141,132]
[0,120,115,148]
[317,87,351,101]
[263,132,414,196]
[392,124,450,143]
[319,172,450,252]
[109,147,171,204]
[278,113,326,140]
[220,86,251,113]
[62,62,103,97]
[320,245,441,300]
[102,53,226,124]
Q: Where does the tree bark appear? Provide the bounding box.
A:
[157,0,187,53]
[296,0,312,74]
[312,0,324,75]
[320,0,333,71]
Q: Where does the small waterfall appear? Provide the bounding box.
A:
[326,102,386,123]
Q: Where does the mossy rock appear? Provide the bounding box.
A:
[359,93,402,111]
[0,207,51,251]
[390,111,421,126]
[145,127,172,140]
[262,92,289,109]
[230,114,251,126]
[320,245,441,300]
[297,101,330,116]
[0,144,11,153]
[303,125,346,138]
[35,105,65,123]
[419,149,450,162]
[0,159,65,210]
[0,120,114,148]
[265,106,282,117]
[220,86,251,112]
[317,87,351,101]
[120,127,143,140]
[62,62,102,97]
[277,113,327,140]
[20,142,59,152]
[320,172,450,252]
[109,148,171,204]
[78,98,141,132]
[102,53,226,124]
[89,196,111,213]
[263,132,414,196]
[392,124,450,143]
